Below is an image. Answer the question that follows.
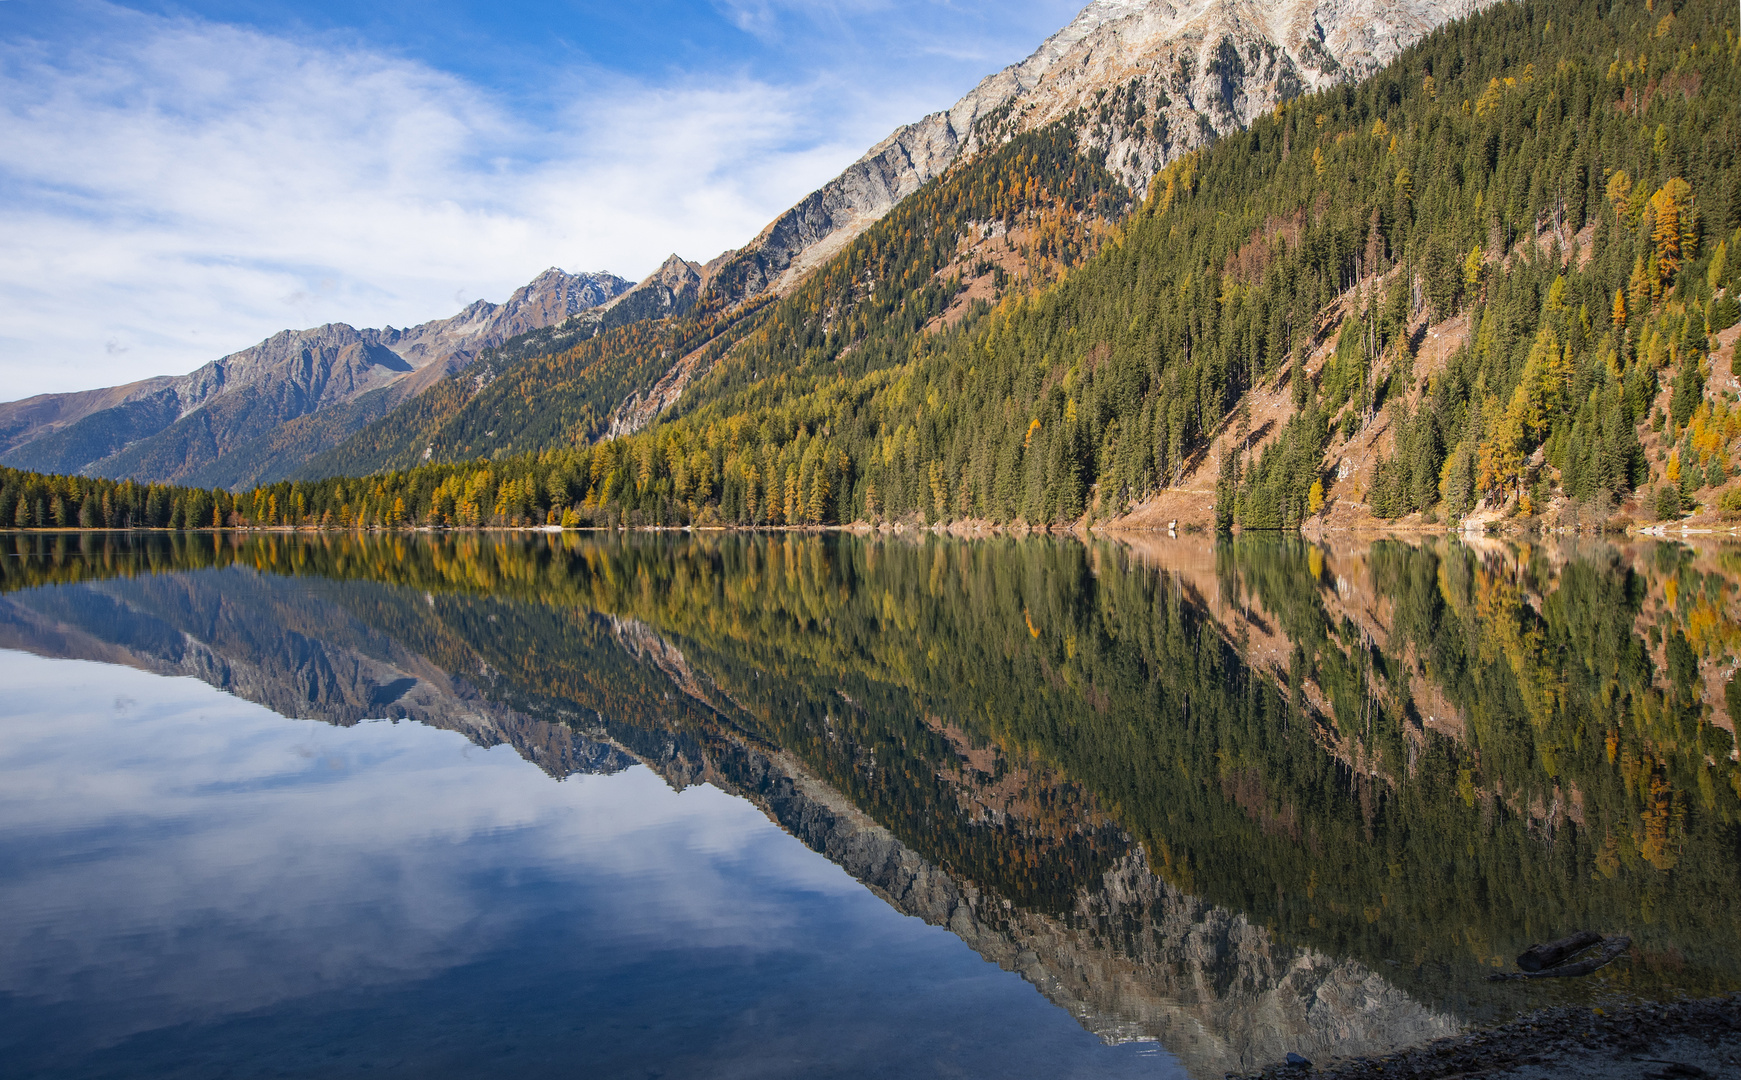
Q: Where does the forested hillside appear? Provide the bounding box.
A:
[3,0,1737,534]
[281,0,1741,531]
[616,0,1737,531]
[297,124,1129,486]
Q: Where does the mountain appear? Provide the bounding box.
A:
[0,268,631,488]
[598,253,712,326]
[201,0,1729,539]
[288,253,721,481]
[706,0,1488,305]
[294,0,1483,478]
[1,0,1484,491]
[13,0,1735,538]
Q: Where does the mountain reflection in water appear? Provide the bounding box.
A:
[2,530,1738,1078]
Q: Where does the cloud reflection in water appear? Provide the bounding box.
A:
[0,650,1173,1079]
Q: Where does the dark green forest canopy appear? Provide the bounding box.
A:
[7,529,1739,1008]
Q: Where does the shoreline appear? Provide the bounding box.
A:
[7,523,1741,540]
[1237,995,1741,1080]
[8,517,1741,542]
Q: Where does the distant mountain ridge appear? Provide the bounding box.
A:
[0,269,631,487]
[288,253,719,482]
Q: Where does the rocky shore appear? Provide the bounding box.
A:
[1237,995,1741,1080]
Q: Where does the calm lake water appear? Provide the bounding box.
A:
[1,531,1737,1079]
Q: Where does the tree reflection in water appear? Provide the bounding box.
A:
[3,529,1737,1076]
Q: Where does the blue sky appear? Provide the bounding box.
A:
[0,0,1084,398]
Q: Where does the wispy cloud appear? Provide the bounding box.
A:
[0,3,928,398]
[711,0,892,39]
[0,0,1082,400]
[0,649,845,1045]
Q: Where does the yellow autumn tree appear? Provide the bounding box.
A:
[1606,169,1632,217]
[1463,245,1485,296]
[1473,332,1568,505]
[1628,255,1653,316]
[1514,326,1571,440]
[782,462,801,524]
[1648,178,1697,284]
[1474,76,1506,117]
[1477,394,1526,499]
[808,466,834,524]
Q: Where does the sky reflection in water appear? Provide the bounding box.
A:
[0,650,1173,1079]
[4,529,1740,1078]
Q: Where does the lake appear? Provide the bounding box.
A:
[2,530,1737,1079]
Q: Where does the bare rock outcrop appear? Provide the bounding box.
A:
[708,0,1488,307]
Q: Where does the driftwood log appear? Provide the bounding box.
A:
[1487,934,1632,981]
[1517,930,1605,972]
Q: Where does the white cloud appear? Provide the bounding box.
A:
[0,650,854,1046]
[0,3,937,399]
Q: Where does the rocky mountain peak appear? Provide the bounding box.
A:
[707,0,1487,305]
[516,268,634,319]
[649,255,703,292]
[0,266,633,484]
[592,255,704,320]
[954,0,1488,172]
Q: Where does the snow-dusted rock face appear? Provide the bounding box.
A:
[715,0,1488,302]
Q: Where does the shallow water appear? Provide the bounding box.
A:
[1,531,1736,1078]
